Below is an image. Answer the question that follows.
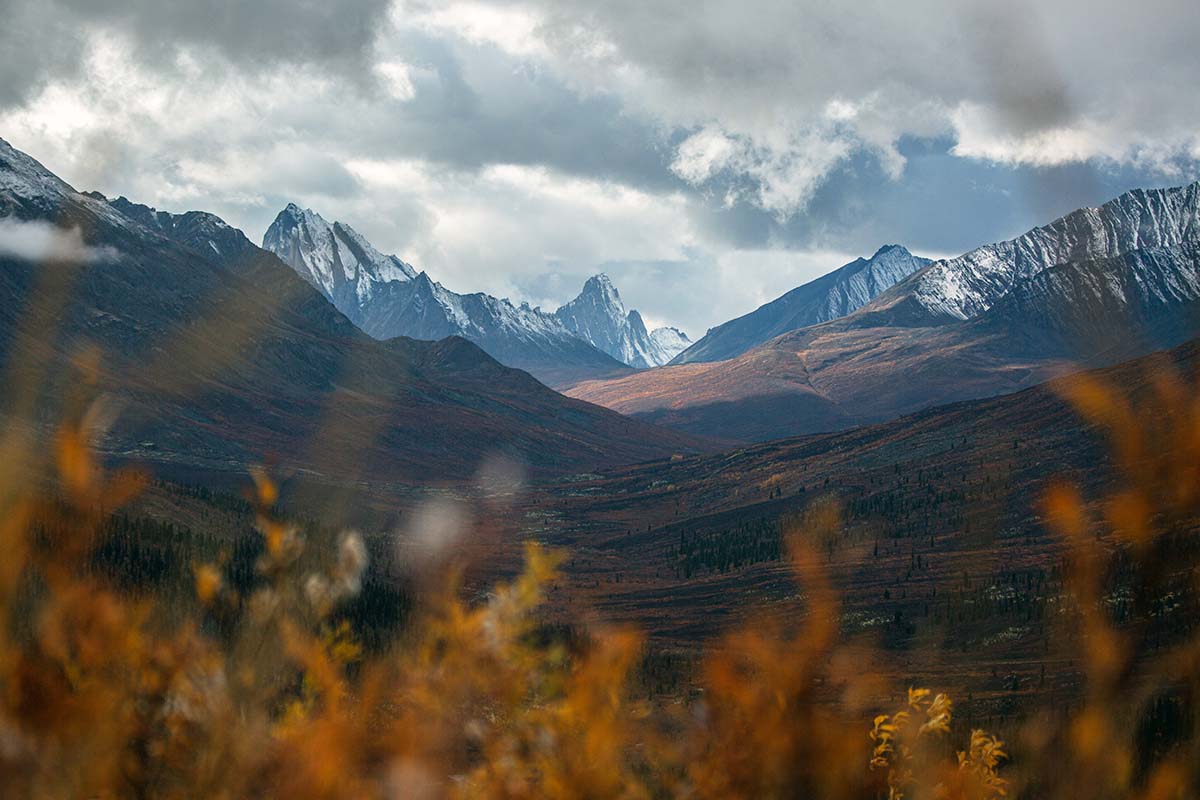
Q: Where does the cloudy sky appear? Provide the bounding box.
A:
[1,0,1197,335]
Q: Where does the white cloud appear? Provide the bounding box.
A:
[0,219,117,264]
[671,124,857,218]
[374,60,419,101]
[670,127,738,185]
[950,102,1200,172]
[399,1,550,58]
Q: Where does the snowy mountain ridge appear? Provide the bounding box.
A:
[262,205,688,380]
[0,137,148,235]
[0,137,265,266]
[360,270,581,343]
[885,182,1200,323]
[262,206,630,383]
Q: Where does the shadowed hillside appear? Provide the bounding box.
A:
[0,139,712,485]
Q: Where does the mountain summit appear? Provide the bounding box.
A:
[262,204,417,318]
[671,244,929,364]
[555,273,691,368]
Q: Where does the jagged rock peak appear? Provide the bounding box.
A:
[263,204,417,307]
[556,273,689,368]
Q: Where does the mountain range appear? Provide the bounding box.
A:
[0,137,708,484]
[262,205,688,384]
[6,131,1197,475]
[568,182,1200,441]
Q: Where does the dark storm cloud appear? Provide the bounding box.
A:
[318,30,680,192]
[520,0,1200,128]
[0,1,86,107]
[0,0,392,108]
[57,0,390,66]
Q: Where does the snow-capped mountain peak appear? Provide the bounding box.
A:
[583,272,622,305]
[263,204,416,310]
[555,274,690,368]
[648,326,692,360]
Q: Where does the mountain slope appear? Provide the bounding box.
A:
[568,182,1200,441]
[262,206,627,386]
[0,138,709,483]
[555,273,691,368]
[671,245,929,364]
[530,333,1200,648]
